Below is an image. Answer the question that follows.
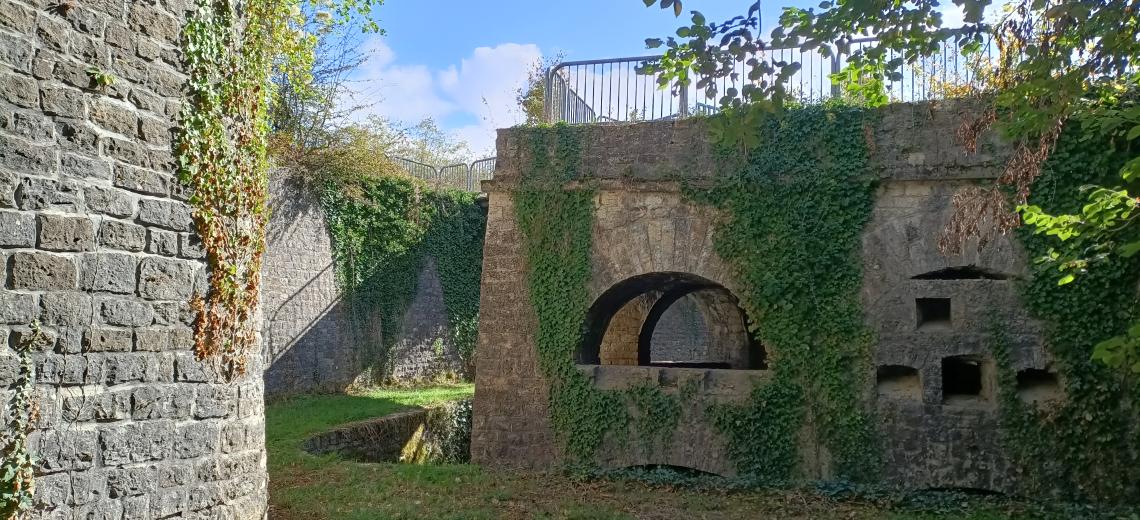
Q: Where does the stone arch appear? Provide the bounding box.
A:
[577,272,763,368]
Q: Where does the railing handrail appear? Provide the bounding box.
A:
[544,33,981,123]
[387,155,496,193]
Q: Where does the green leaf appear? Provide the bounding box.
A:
[1057,273,1076,286]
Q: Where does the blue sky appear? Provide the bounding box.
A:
[347,0,966,157]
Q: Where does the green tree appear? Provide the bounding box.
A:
[642,0,1140,372]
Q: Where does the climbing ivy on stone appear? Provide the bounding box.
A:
[514,124,628,459]
[693,104,881,482]
[0,324,43,519]
[322,175,485,382]
[993,114,1140,503]
[175,0,379,379]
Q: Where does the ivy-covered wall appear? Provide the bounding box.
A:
[262,169,486,398]
[472,100,1139,503]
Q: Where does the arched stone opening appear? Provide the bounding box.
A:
[577,272,764,369]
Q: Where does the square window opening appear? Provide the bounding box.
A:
[917,298,952,330]
[942,356,985,404]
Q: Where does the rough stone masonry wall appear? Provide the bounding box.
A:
[261,173,358,398]
[0,1,267,518]
[473,101,1044,491]
[260,171,469,399]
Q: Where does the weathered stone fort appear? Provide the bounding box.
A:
[472,103,1049,492]
[2,0,1131,516]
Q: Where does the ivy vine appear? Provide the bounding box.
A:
[322,175,485,381]
[514,124,628,459]
[993,114,1140,503]
[1,324,43,519]
[176,0,289,378]
[692,104,881,482]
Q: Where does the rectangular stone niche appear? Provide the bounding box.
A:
[1016,368,1062,405]
[876,365,921,401]
[941,356,993,405]
[916,297,952,330]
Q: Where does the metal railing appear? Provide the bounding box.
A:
[545,36,991,124]
[388,156,496,193]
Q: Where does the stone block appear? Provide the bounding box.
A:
[40,292,93,327]
[34,471,71,508]
[2,138,56,178]
[84,185,136,217]
[0,71,37,108]
[107,465,158,498]
[174,421,221,459]
[129,4,181,42]
[0,346,17,386]
[151,301,192,326]
[35,13,70,53]
[113,164,169,196]
[90,98,137,136]
[83,327,133,352]
[73,500,123,520]
[131,385,191,420]
[138,256,195,300]
[61,152,112,180]
[133,327,175,351]
[137,198,192,231]
[0,110,55,142]
[100,298,153,327]
[138,115,171,145]
[36,428,98,472]
[97,219,146,251]
[37,213,95,251]
[102,353,147,384]
[79,252,137,294]
[71,468,108,506]
[146,228,178,256]
[0,31,32,71]
[0,0,34,33]
[179,231,205,259]
[194,385,236,419]
[102,136,147,167]
[9,251,77,290]
[0,169,14,207]
[0,210,35,246]
[15,177,80,211]
[61,389,131,422]
[99,421,173,466]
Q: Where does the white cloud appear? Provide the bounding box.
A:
[346,38,541,158]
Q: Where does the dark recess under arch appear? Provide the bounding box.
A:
[577,272,764,368]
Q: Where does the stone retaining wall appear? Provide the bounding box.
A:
[260,172,471,399]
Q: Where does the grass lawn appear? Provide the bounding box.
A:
[265,386,1080,520]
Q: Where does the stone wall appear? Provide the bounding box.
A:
[261,173,359,398]
[261,171,470,398]
[473,100,1045,491]
[0,0,267,517]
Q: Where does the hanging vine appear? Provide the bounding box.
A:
[175,0,378,379]
[694,104,881,482]
[1,324,44,519]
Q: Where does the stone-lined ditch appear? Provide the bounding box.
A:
[303,399,472,464]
